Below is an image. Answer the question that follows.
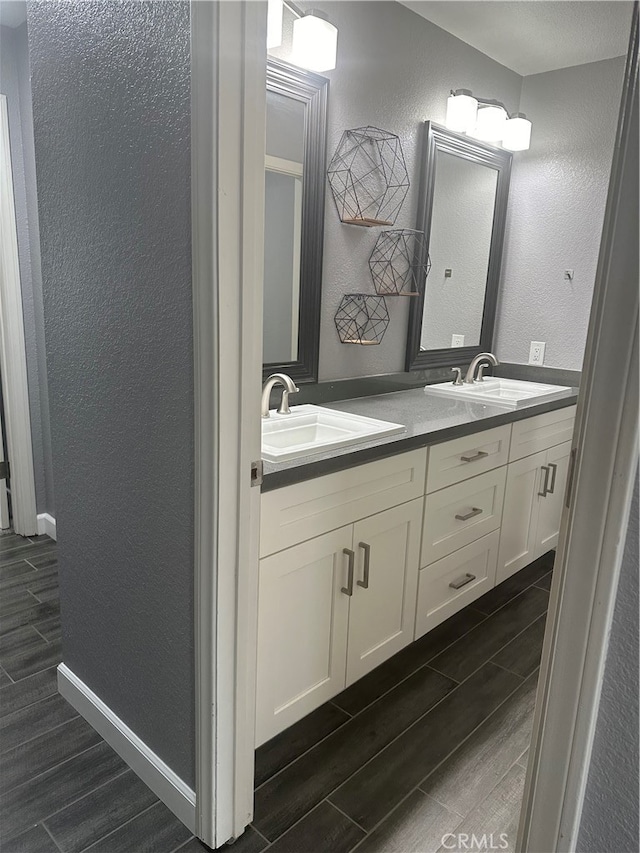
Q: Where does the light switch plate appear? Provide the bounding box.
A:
[529,341,546,365]
[451,334,465,347]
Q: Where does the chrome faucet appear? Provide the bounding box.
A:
[261,373,299,418]
[464,352,499,384]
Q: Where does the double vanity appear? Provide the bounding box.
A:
[256,375,577,746]
[259,20,580,754]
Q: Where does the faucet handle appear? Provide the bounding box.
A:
[477,364,487,382]
[451,367,464,386]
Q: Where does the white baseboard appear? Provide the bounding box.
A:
[37,512,56,540]
[57,664,196,833]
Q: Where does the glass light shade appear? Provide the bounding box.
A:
[445,90,478,134]
[291,11,338,72]
[473,103,508,143]
[267,0,283,49]
[503,113,532,151]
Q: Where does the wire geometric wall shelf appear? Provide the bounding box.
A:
[369,229,432,297]
[334,294,390,345]
[327,126,410,227]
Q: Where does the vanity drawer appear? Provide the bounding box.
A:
[415,530,499,639]
[260,448,427,557]
[421,466,506,566]
[509,405,576,461]
[426,425,511,493]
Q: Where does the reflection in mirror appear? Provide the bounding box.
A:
[263,60,328,384]
[421,152,498,350]
[406,122,512,371]
[264,92,305,364]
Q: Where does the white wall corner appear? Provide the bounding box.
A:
[57,664,196,834]
[37,513,56,540]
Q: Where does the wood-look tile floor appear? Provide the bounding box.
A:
[0,530,553,853]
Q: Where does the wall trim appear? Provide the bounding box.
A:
[191,1,266,846]
[57,664,196,834]
[37,512,56,540]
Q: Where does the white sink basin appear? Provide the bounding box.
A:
[425,377,572,409]
[262,405,405,462]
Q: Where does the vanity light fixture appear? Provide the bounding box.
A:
[444,90,531,150]
[473,100,508,143]
[267,0,284,49]
[503,112,533,151]
[278,1,338,72]
[445,89,478,134]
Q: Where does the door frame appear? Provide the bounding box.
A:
[192,2,638,850]
[191,1,266,847]
[519,8,638,851]
[0,93,38,536]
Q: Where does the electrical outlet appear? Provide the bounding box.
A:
[451,334,465,347]
[529,341,546,365]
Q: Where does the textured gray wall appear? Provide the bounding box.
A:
[271,4,625,377]
[495,56,625,369]
[27,0,195,784]
[271,0,522,380]
[577,470,639,853]
[0,22,53,514]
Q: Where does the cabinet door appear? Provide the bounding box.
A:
[255,527,352,746]
[536,441,572,557]
[497,450,547,584]
[346,499,423,685]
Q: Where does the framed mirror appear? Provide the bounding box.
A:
[263,59,328,384]
[406,122,512,371]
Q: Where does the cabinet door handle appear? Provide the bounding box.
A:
[460,450,488,463]
[547,462,558,494]
[341,548,355,596]
[538,465,550,497]
[449,573,476,590]
[455,507,483,521]
[357,542,371,589]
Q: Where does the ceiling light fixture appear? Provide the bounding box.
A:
[444,90,531,151]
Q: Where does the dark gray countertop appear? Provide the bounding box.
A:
[261,386,579,492]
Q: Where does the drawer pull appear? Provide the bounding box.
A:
[538,465,551,497]
[547,462,558,494]
[460,450,488,463]
[357,542,371,589]
[449,573,477,590]
[341,548,355,596]
[455,507,483,522]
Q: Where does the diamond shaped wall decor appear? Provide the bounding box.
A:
[334,294,390,345]
[369,229,431,297]
[327,126,410,227]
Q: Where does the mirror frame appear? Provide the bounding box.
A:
[264,59,328,384]
[406,121,512,371]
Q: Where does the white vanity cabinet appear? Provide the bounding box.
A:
[257,403,576,746]
[497,407,576,583]
[497,440,572,583]
[256,528,352,746]
[414,425,511,638]
[256,450,426,746]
